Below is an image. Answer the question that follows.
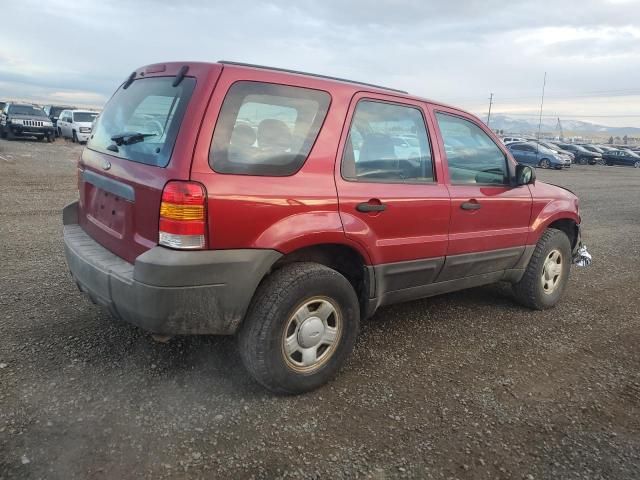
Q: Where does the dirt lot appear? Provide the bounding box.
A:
[0,138,639,480]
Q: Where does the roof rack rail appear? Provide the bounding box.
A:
[218,61,408,95]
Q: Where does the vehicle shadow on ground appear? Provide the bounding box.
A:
[44,283,517,396]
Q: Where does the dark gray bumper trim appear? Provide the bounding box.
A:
[62,210,282,335]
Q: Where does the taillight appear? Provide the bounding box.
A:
[159,181,207,250]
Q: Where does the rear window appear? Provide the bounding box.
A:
[210,81,331,176]
[87,77,196,167]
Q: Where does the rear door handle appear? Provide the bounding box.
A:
[356,201,387,213]
[461,201,481,211]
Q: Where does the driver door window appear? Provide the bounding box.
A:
[435,113,508,185]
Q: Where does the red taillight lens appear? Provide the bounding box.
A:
[159,181,207,249]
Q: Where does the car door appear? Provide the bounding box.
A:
[335,93,450,299]
[430,107,532,281]
[59,111,69,137]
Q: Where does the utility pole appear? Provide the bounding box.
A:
[537,72,547,140]
[486,93,494,127]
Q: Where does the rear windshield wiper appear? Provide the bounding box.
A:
[110,131,157,146]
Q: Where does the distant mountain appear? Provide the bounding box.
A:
[484,114,640,136]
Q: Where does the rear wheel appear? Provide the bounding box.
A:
[513,228,572,310]
[238,262,360,394]
[539,158,551,169]
[578,157,588,165]
[634,161,640,168]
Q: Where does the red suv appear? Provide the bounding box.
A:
[63,61,587,394]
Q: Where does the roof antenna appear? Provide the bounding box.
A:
[122,71,136,90]
[172,66,189,87]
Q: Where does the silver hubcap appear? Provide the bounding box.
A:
[541,249,563,294]
[282,297,342,373]
[635,161,640,168]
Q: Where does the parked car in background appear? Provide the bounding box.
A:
[62,60,588,394]
[596,145,620,153]
[507,142,570,169]
[533,140,575,163]
[555,143,602,165]
[44,105,74,137]
[580,144,605,154]
[0,101,6,112]
[502,136,528,144]
[0,103,54,141]
[603,149,640,168]
[58,109,99,143]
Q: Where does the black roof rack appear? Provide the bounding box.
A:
[219,61,408,95]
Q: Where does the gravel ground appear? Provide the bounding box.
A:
[1,138,639,480]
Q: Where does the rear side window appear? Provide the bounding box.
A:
[210,81,331,176]
[436,113,508,185]
[87,77,196,167]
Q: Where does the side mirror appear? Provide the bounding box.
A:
[516,164,536,185]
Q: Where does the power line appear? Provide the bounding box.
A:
[536,72,547,140]
[491,113,640,118]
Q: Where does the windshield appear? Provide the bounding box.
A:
[50,107,68,117]
[537,145,555,154]
[87,76,196,167]
[9,105,47,117]
[74,112,98,123]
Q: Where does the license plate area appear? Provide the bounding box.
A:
[85,185,130,240]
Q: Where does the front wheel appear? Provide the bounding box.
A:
[72,131,78,143]
[238,262,360,394]
[512,228,572,310]
[634,161,640,168]
[578,157,588,165]
[539,158,551,169]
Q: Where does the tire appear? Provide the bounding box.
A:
[238,262,360,394]
[0,127,5,139]
[634,161,640,168]
[538,158,551,169]
[512,228,572,310]
[72,131,77,143]
[57,127,62,137]
[578,157,588,165]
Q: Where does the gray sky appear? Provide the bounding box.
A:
[2,0,640,126]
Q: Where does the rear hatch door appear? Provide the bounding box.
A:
[77,63,222,263]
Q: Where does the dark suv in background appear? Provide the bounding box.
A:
[0,103,55,142]
[555,143,602,165]
[44,104,74,137]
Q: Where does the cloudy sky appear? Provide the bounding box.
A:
[2,0,640,126]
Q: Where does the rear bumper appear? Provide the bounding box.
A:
[62,201,281,335]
